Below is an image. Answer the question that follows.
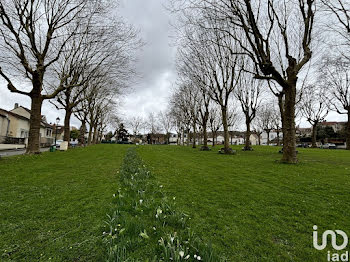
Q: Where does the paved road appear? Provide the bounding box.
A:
[0,148,50,157]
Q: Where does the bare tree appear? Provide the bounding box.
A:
[235,74,262,150]
[169,85,193,146]
[227,107,242,146]
[169,105,184,145]
[0,0,96,153]
[128,116,143,142]
[321,0,350,48]
[299,85,329,147]
[146,112,161,144]
[208,104,222,147]
[272,111,282,147]
[174,0,316,161]
[197,91,211,150]
[320,56,350,150]
[158,110,173,144]
[52,11,140,143]
[258,104,276,146]
[178,23,242,153]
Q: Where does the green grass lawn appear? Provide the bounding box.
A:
[137,145,350,261]
[0,145,130,261]
[1,145,349,261]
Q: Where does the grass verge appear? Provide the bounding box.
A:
[0,145,129,261]
[137,145,350,261]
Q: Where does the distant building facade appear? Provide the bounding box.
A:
[0,103,54,147]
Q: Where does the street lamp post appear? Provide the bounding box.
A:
[55,117,60,147]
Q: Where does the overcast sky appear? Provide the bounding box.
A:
[117,0,176,121]
[0,0,347,130]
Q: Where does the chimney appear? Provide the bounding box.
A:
[14,103,19,109]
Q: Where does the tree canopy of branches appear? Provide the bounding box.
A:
[176,18,243,153]
[0,0,96,153]
[320,56,350,149]
[51,9,140,143]
[299,85,329,147]
[171,0,316,162]
[235,74,262,150]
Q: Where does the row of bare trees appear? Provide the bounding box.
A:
[167,0,350,163]
[0,0,141,153]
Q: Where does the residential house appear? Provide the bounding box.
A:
[0,103,54,147]
[296,127,312,137]
[0,111,10,143]
[261,130,283,145]
[319,121,346,133]
[52,125,65,141]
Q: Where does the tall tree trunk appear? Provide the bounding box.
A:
[211,131,215,146]
[266,131,270,146]
[63,109,72,142]
[244,118,251,150]
[281,83,297,163]
[186,128,190,146]
[79,121,86,146]
[278,94,286,149]
[93,122,98,144]
[192,121,196,148]
[88,124,93,145]
[201,113,209,150]
[182,129,185,145]
[276,130,280,146]
[258,133,261,145]
[311,123,318,148]
[203,125,208,148]
[221,106,231,154]
[346,110,350,150]
[26,95,43,154]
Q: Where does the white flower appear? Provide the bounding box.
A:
[185,255,190,260]
[113,194,116,197]
[197,256,201,260]
[139,199,143,204]
[103,231,106,235]
[173,197,176,200]
[179,251,184,258]
[159,185,163,188]
[156,208,163,216]
[194,255,197,258]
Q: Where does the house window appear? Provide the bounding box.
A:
[20,130,29,138]
[46,129,52,137]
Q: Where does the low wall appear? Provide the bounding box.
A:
[0,144,25,151]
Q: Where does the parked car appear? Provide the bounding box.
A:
[70,140,78,147]
[55,140,63,148]
[321,143,337,149]
[117,141,133,144]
